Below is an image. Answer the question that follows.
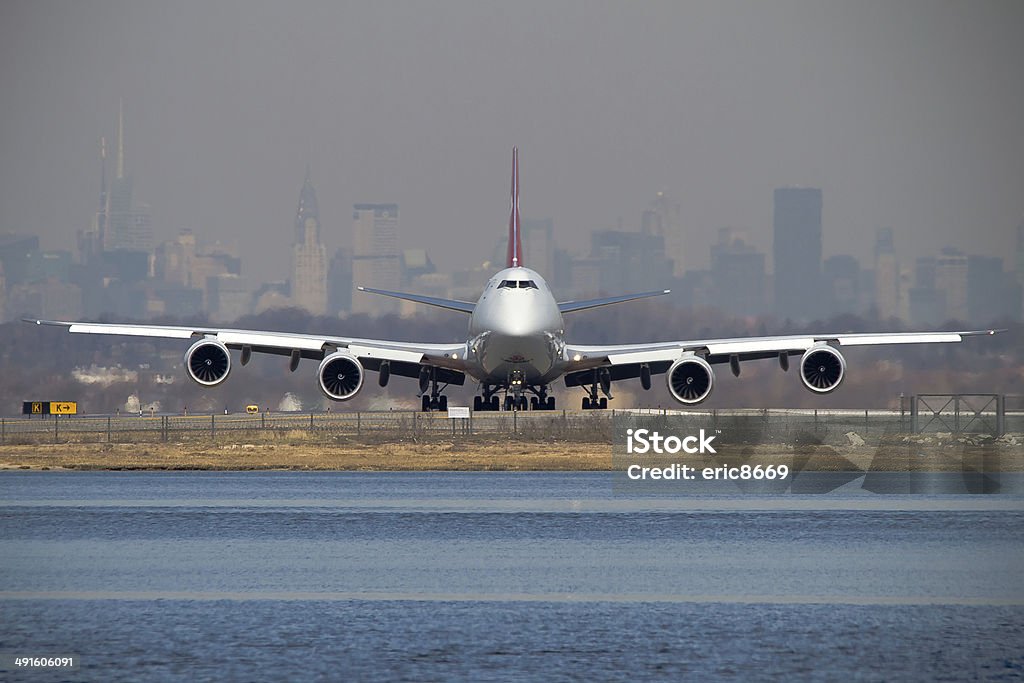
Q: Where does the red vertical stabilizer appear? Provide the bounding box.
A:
[506,147,523,268]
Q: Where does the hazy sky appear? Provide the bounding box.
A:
[1,0,1021,280]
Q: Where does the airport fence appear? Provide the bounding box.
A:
[2,395,1020,447]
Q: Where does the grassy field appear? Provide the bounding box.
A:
[0,435,1020,472]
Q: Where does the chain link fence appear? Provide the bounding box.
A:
[2,395,1019,446]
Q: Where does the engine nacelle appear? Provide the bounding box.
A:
[666,355,715,405]
[799,344,846,394]
[318,352,364,401]
[185,339,231,386]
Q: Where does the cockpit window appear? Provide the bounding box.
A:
[498,280,539,290]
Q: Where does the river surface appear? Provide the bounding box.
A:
[1,471,1022,681]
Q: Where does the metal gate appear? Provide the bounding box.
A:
[911,394,1004,436]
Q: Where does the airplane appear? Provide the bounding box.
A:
[26,148,1001,412]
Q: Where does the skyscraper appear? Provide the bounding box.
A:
[773,187,822,321]
[105,101,153,253]
[935,247,968,322]
[873,227,900,320]
[351,203,400,315]
[645,192,685,276]
[709,228,765,317]
[290,169,327,315]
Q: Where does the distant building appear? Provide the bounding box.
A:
[709,228,765,317]
[7,279,82,321]
[105,103,153,253]
[289,170,328,315]
[873,227,900,320]
[523,218,555,279]
[327,247,353,315]
[253,281,291,314]
[822,254,861,316]
[491,217,555,279]
[449,263,493,303]
[207,274,251,322]
[908,257,941,325]
[155,230,240,311]
[645,192,685,276]
[398,248,440,317]
[935,247,968,322]
[588,230,673,296]
[351,203,400,315]
[967,255,1020,324]
[773,187,822,321]
[0,234,41,286]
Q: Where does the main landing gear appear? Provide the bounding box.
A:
[472,383,556,411]
[581,368,611,410]
[473,386,500,412]
[419,366,449,412]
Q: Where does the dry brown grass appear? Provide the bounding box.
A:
[0,437,1020,472]
[0,440,612,471]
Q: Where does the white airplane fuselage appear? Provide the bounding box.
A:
[465,266,567,387]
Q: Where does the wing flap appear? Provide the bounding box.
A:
[218,331,327,351]
[68,323,197,339]
[347,344,425,364]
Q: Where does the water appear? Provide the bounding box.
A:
[1,471,1022,681]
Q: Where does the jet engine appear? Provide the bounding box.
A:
[666,355,715,405]
[799,344,846,394]
[318,352,364,401]
[185,339,231,386]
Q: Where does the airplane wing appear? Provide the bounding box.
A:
[356,287,476,314]
[563,329,1003,386]
[24,318,469,384]
[557,290,671,314]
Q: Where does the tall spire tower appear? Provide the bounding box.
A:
[290,168,328,315]
[97,136,108,253]
[106,100,152,252]
[116,98,125,180]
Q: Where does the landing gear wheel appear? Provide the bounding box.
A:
[474,396,482,411]
[582,397,591,410]
[422,395,431,412]
[599,397,608,409]
[439,395,448,411]
[504,396,514,411]
[546,396,555,410]
[490,396,499,411]
[530,396,538,410]
[518,396,528,411]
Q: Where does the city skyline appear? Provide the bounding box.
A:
[1,2,1020,284]
[0,103,1021,325]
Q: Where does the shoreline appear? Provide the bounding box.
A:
[1,440,1021,472]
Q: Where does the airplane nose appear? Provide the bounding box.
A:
[488,313,533,337]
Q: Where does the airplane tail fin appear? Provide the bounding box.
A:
[506,146,523,268]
